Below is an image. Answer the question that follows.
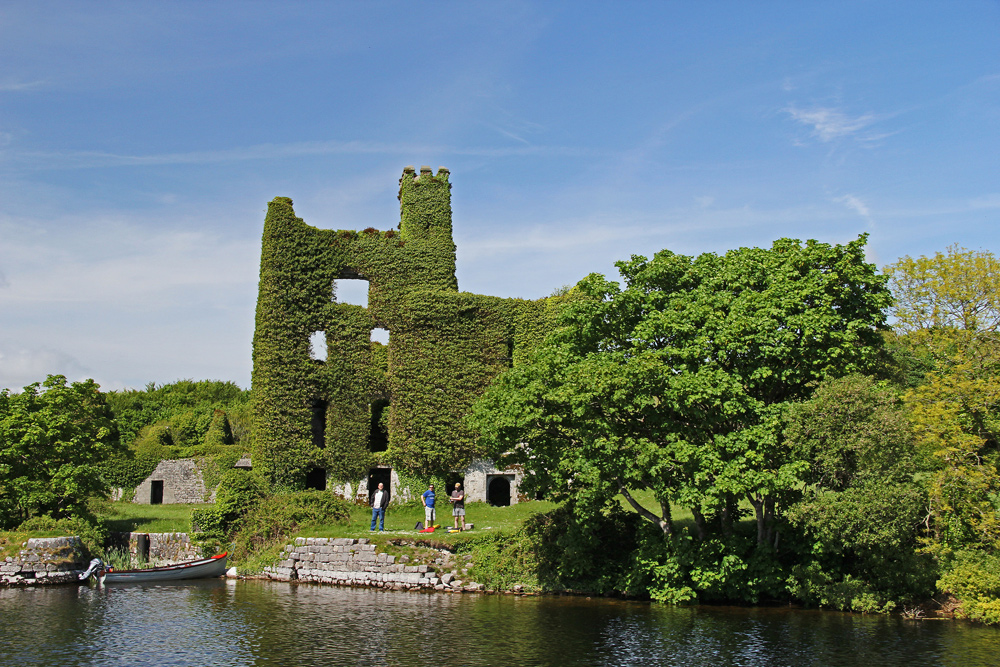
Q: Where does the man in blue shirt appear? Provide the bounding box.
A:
[421,484,436,528]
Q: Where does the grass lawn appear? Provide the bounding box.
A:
[297,499,559,547]
[82,498,559,552]
[95,501,211,534]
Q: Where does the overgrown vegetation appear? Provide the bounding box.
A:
[100,379,250,493]
[251,167,566,488]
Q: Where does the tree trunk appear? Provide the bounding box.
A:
[620,486,672,535]
[763,496,776,546]
[691,507,707,542]
[659,497,674,538]
[749,495,765,546]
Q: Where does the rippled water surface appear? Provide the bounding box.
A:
[3,581,1000,666]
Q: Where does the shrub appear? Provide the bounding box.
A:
[461,529,540,592]
[230,491,352,564]
[15,515,108,559]
[938,550,1000,624]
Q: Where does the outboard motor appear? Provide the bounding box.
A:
[79,558,106,581]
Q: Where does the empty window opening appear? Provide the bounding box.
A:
[368,398,390,452]
[367,468,392,504]
[310,398,327,449]
[335,279,369,307]
[136,534,150,563]
[371,327,390,344]
[309,331,327,361]
[487,475,512,507]
[305,468,327,491]
[150,480,164,505]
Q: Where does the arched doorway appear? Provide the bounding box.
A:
[487,475,511,507]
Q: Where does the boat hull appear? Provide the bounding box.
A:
[101,553,228,584]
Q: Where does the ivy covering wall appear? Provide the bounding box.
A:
[251,166,561,489]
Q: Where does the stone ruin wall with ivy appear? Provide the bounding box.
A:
[251,166,562,491]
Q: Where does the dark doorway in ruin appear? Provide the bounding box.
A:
[368,398,389,452]
[150,480,163,505]
[310,398,327,448]
[487,475,511,506]
[136,533,150,563]
[367,467,391,503]
[305,468,327,491]
[445,472,466,500]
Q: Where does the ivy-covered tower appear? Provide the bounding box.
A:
[251,166,554,490]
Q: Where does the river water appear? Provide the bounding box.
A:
[2,580,999,667]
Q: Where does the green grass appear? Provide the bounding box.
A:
[293,499,559,547]
[95,501,211,534]
[615,488,695,523]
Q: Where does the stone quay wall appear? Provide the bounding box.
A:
[127,532,200,565]
[1,537,87,586]
[262,537,484,592]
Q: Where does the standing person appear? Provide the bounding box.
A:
[449,482,465,531]
[421,483,436,529]
[370,482,389,532]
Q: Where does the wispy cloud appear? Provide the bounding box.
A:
[785,105,876,142]
[0,342,92,391]
[835,194,871,220]
[969,193,1000,210]
[0,79,48,92]
[2,139,597,172]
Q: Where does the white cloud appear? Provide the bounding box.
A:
[0,342,92,391]
[785,105,878,143]
[3,139,597,173]
[969,193,1000,210]
[835,194,871,220]
[0,213,259,390]
[0,79,47,92]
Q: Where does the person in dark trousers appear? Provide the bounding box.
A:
[449,483,465,531]
[370,482,389,531]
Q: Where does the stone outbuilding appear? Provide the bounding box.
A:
[133,459,212,504]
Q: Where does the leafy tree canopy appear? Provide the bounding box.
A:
[886,245,1000,554]
[471,235,891,544]
[0,375,122,529]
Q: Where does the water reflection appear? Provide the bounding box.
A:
[2,582,1000,666]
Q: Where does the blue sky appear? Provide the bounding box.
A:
[1,1,998,391]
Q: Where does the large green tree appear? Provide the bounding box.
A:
[472,235,892,545]
[0,375,121,529]
[885,245,1000,554]
[784,374,932,607]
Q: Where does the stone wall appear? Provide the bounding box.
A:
[133,459,212,504]
[262,537,484,592]
[1,537,87,586]
[122,532,200,565]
